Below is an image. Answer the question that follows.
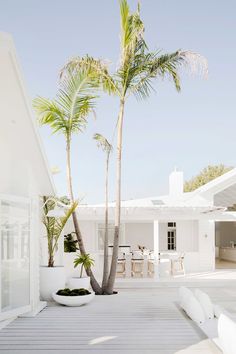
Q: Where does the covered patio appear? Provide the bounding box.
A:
[70,202,236,282]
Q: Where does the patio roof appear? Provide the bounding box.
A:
[77,167,236,220]
[76,204,232,221]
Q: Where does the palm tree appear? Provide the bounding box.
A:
[94,133,113,291]
[33,70,103,294]
[61,0,208,294]
[74,253,95,278]
[42,196,78,267]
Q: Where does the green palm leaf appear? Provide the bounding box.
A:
[93,133,113,154]
[33,71,97,140]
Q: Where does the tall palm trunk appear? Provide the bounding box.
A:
[105,99,125,294]
[66,138,102,294]
[102,153,110,291]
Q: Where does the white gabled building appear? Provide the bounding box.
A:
[0,32,55,321]
[66,168,236,278]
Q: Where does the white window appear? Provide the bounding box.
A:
[167,222,176,250]
[0,196,31,320]
[97,223,124,251]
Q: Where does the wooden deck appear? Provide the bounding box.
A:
[1,287,235,354]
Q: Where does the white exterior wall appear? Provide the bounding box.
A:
[198,220,215,271]
[124,223,153,250]
[175,220,214,272]
[158,221,198,252]
[157,220,215,273]
[176,221,198,252]
[159,223,168,250]
[0,33,54,320]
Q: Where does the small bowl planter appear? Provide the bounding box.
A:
[67,276,90,290]
[52,288,95,307]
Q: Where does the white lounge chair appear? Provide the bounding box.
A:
[179,287,236,353]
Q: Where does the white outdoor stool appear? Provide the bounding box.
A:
[171,253,185,276]
[131,259,144,277]
[116,252,126,277]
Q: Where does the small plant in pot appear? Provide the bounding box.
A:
[52,288,95,307]
[67,253,94,290]
[64,232,78,253]
[40,196,78,301]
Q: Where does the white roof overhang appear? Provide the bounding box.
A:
[194,168,236,207]
[76,205,227,222]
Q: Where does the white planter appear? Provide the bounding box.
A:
[63,252,78,280]
[40,266,65,301]
[67,277,90,290]
[52,292,95,307]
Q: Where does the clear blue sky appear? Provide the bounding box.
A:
[1,0,236,203]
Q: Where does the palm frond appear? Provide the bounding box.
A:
[58,71,97,133]
[119,0,147,95]
[61,55,119,96]
[74,253,95,269]
[50,201,78,254]
[42,196,78,259]
[120,0,145,58]
[117,1,208,101]
[178,50,208,79]
[128,50,208,99]
[93,133,113,154]
[33,97,68,135]
[34,70,97,138]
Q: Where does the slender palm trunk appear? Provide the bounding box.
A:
[66,138,102,294]
[102,153,110,291]
[48,254,54,267]
[47,235,54,267]
[44,196,54,267]
[105,99,125,294]
[80,264,84,278]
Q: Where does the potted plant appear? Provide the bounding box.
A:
[63,232,79,280]
[67,253,94,290]
[64,232,78,253]
[40,196,78,301]
[52,288,95,307]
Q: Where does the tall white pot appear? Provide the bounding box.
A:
[67,276,90,290]
[40,266,65,301]
[63,252,78,281]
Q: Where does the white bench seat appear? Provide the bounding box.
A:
[179,287,236,353]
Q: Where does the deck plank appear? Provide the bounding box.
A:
[1,288,227,354]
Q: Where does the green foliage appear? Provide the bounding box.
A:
[64,232,78,253]
[93,133,113,154]
[42,196,78,267]
[56,288,91,296]
[61,0,207,104]
[33,70,98,143]
[184,165,233,192]
[74,253,95,278]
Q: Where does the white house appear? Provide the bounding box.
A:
[0,32,55,322]
[1,29,236,325]
[65,168,236,279]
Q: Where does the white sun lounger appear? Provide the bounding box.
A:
[179,287,236,353]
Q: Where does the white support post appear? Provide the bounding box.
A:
[143,255,148,277]
[125,253,132,278]
[153,220,160,280]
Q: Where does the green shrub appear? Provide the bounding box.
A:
[56,288,91,296]
[64,232,78,253]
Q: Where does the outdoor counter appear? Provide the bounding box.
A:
[219,247,236,262]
